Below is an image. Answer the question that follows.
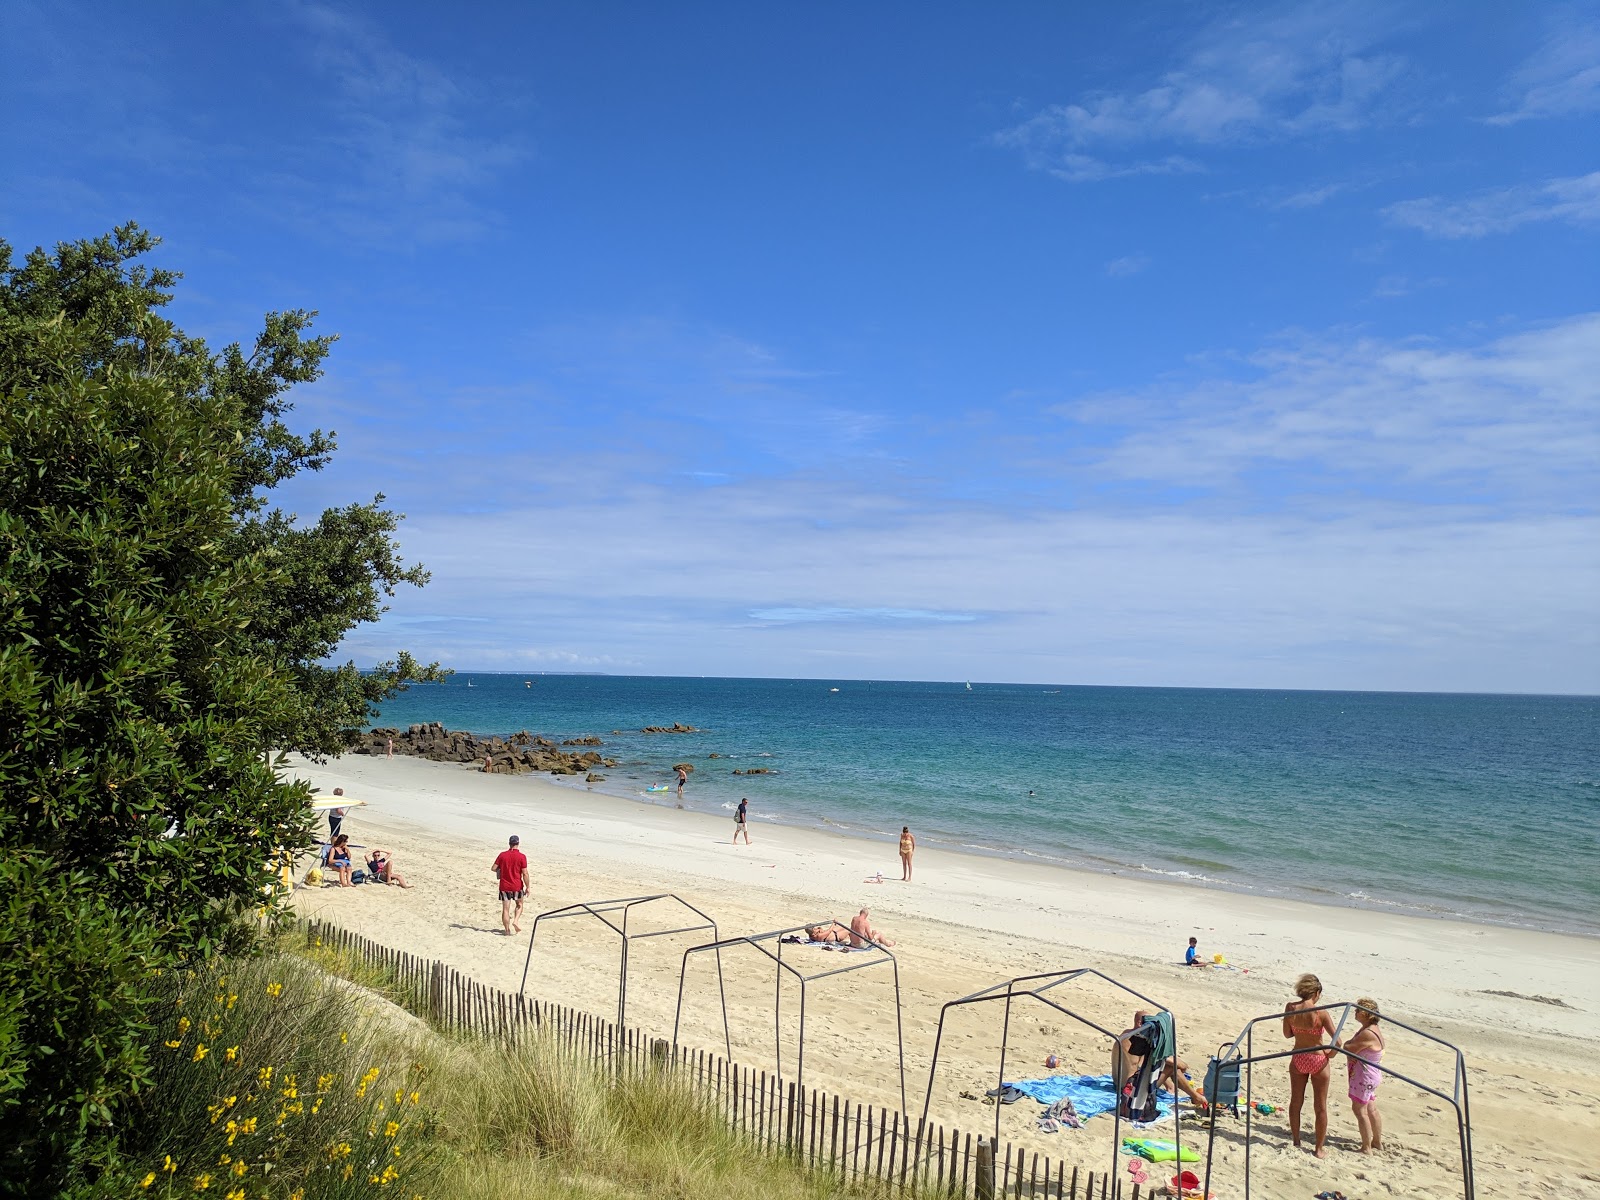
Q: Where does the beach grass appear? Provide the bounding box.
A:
[102,937,897,1200]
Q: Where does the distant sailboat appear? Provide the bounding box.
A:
[466,681,474,688]
[829,687,840,693]
[965,681,972,691]
[524,681,532,688]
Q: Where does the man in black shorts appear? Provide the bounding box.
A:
[492,834,529,936]
[733,797,750,844]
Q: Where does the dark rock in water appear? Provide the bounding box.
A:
[641,723,698,734]
[562,736,603,746]
[732,767,775,776]
[672,762,695,774]
[585,773,606,783]
[708,752,720,759]
[348,724,609,777]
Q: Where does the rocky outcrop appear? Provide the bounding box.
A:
[561,736,603,746]
[353,724,618,776]
[585,772,607,783]
[672,762,695,774]
[732,767,775,776]
[641,723,698,734]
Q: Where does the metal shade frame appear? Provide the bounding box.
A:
[518,893,727,1032]
[672,919,908,1114]
[919,968,1185,1187]
[1200,1001,1474,1199]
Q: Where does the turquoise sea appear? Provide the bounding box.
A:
[371,676,1600,938]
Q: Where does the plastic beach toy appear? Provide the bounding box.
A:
[1253,1100,1276,1115]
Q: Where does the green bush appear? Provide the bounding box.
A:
[111,953,434,1200]
[0,851,159,1191]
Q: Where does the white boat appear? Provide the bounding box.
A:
[829,687,840,692]
[965,681,972,691]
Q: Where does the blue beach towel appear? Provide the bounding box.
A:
[1003,1074,1173,1123]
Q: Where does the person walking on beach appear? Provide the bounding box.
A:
[1346,998,1386,1152]
[676,765,688,804]
[492,835,529,936]
[1283,973,1340,1158]
[899,826,916,881]
[385,736,394,759]
[327,788,348,839]
[733,797,751,844]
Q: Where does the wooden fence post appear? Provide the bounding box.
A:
[975,1136,995,1200]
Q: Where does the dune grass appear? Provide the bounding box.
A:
[101,939,900,1200]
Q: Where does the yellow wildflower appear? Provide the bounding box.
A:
[264,982,283,998]
[231,1160,247,1177]
[193,1173,211,1191]
[225,1191,244,1200]
[339,1031,349,1044]
[177,1016,191,1034]
[164,1040,182,1050]
[192,1044,208,1062]
[316,1073,335,1092]
[226,993,238,1010]
[224,1046,239,1063]
[140,1173,156,1189]
[163,1155,177,1173]
[384,1121,400,1139]
[256,1066,272,1086]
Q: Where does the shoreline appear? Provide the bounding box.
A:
[453,755,1600,941]
[291,753,1598,1033]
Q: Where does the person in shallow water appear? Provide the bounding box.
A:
[1283,972,1341,1158]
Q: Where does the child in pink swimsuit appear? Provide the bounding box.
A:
[1346,998,1386,1152]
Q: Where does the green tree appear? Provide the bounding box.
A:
[0,223,445,758]
[0,225,442,1192]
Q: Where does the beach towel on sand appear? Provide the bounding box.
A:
[1003,1074,1173,1124]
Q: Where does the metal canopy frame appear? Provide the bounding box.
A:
[920,969,1184,1188]
[1201,1001,1474,1200]
[518,893,727,1032]
[672,919,908,1114]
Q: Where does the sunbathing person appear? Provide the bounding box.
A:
[366,848,411,888]
[1117,1009,1208,1111]
[805,923,850,944]
[326,834,354,887]
[850,908,894,948]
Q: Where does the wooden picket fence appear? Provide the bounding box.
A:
[303,920,1144,1199]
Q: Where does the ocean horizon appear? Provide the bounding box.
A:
[370,673,1600,938]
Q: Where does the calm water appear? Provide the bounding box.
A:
[372,676,1600,937]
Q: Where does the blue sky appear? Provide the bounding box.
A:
[5,2,1597,692]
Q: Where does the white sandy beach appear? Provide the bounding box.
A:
[289,753,1600,1198]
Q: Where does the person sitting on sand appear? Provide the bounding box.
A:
[1184,936,1205,966]
[1116,1009,1208,1112]
[1283,972,1341,1158]
[326,834,354,887]
[849,908,894,948]
[1345,998,1385,1153]
[366,848,411,889]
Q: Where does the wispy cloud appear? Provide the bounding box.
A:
[1057,313,1600,501]
[996,5,1409,182]
[1104,254,1151,278]
[271,3,527,241]
[1384,171,1600,238]
[749,607,979,624]
[1486,17,1600,125]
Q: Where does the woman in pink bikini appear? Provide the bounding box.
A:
[1282,973,1340,1157]
[1345,998,1385,1152]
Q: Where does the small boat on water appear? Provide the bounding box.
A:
[965,681,972,691]
[829,687,840,692]
[524,681,532,688]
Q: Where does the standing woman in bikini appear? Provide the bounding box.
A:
[899,826,916,881]
[1282,972,1340,1157]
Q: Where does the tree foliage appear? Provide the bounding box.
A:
[0,224,443,1192]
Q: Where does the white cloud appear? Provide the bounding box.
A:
[1384,171,1600,238]
[1104,254,1151,278]
[1058,313,1600,498]
[328,314,1600,693]
[1486,19,1600,125]
[996,5,1409,182]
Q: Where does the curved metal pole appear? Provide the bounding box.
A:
[993,986,1014,1147]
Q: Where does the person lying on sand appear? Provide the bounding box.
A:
[1117,1009,1208,1112]
[850,908,894,947]
[805,924,851,944]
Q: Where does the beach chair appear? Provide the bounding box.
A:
[1202,1050,1241,1118]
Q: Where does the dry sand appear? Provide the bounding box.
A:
[288,754,1600,1198]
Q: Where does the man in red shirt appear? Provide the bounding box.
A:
[492,834,529,936]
